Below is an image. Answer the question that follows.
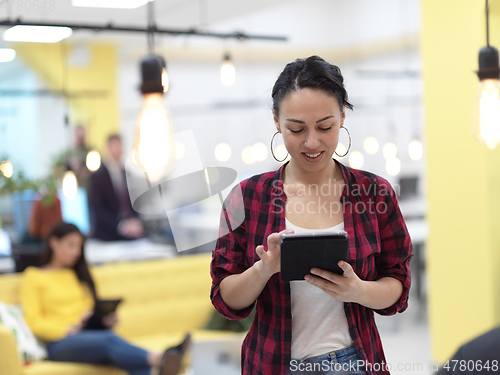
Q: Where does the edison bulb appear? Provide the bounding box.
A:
[349,151,364,169]
[251,142,268,162]
[0,160,13,178]
[62,170,78,199]
[215,143,231,162]
[408,140,423,161]
[242,146,255,164]
[472,79,500,149]
[162,68,169,93]
[386,157,401,176]
[132,93,174,174]
[364,137,379,155]
[86,150,101,172]
[221,57,236,86]
[383,143,398,160]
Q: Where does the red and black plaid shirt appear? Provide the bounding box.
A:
[210,158,413,375]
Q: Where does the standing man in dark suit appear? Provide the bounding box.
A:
[89,134,144,241]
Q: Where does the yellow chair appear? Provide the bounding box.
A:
[0,253,243,375]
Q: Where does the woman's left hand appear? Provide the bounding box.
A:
[102,312,120,329]
[304,261,365,303]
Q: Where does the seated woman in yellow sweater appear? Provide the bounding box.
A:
[20,222,190,375]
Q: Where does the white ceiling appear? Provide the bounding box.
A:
[0,0,289,42]
[0,0,420,56]
[0,0,290,26]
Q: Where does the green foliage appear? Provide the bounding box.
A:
[0,152,65,205]
[0,168,38,195]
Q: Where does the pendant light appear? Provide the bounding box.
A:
[86,150,101,171]
[131,54,175,183]
[130,1,175,184]
[215,142,232,162]
[251,142,268,162]
[408,140,423,161]
[62,169,78,199]
[3,25,72,43]
[220,53,236,86]
[348,151,364,169]
[472,0,500,149]
[364,137,379,155]
[0,48,16,63]
[160,56,169,93]
[0,160,13,178]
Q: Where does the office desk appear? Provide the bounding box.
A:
[85,238,177,265]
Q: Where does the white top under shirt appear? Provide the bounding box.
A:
[286,217,353,360]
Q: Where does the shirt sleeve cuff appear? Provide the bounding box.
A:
[372,262,411,316]
[210,281,255,320]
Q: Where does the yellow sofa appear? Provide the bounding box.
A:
[0,253,243,375]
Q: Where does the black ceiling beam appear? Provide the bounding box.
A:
[0,18,288,41]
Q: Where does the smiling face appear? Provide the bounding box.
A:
[49,232,83,268]
[273,88,345,174]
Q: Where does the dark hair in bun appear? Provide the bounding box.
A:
[272,55,353,118]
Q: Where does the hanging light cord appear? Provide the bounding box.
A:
[59,40,70,101]
[147,0,156,53]
[487,0,490,47]
[60,40,70,129]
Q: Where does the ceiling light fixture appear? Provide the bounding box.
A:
[86,150,101,172]
[131,54,174,181]
[383,142,397,160]
[130,1,174,184]
[3,25,72,43]
[220,53,236,86]
[0,160,13,178]
[473,0,500,149]
[363,137,379,155]
[0,48,15,62]
[62,169,78,199]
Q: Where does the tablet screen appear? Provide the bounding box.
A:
[280,233,349,282]
[98,299,123,316]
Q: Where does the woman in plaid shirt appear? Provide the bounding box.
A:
[210,55,413,375]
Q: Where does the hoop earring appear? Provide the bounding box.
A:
[334,126,351,158]
[270,131,289,162]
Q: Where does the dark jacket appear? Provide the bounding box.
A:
[89,163,137,241]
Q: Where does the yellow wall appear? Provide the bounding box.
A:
[14,42,119,154]
[421,0,500,363]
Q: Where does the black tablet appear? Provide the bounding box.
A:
[280,231,349,282]
[83,299,123,330]
[97,299,123,316]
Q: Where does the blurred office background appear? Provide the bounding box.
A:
[0,0,499,374]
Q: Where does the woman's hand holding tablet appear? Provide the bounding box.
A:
[305,261,364,304]
[280,231,365,302]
